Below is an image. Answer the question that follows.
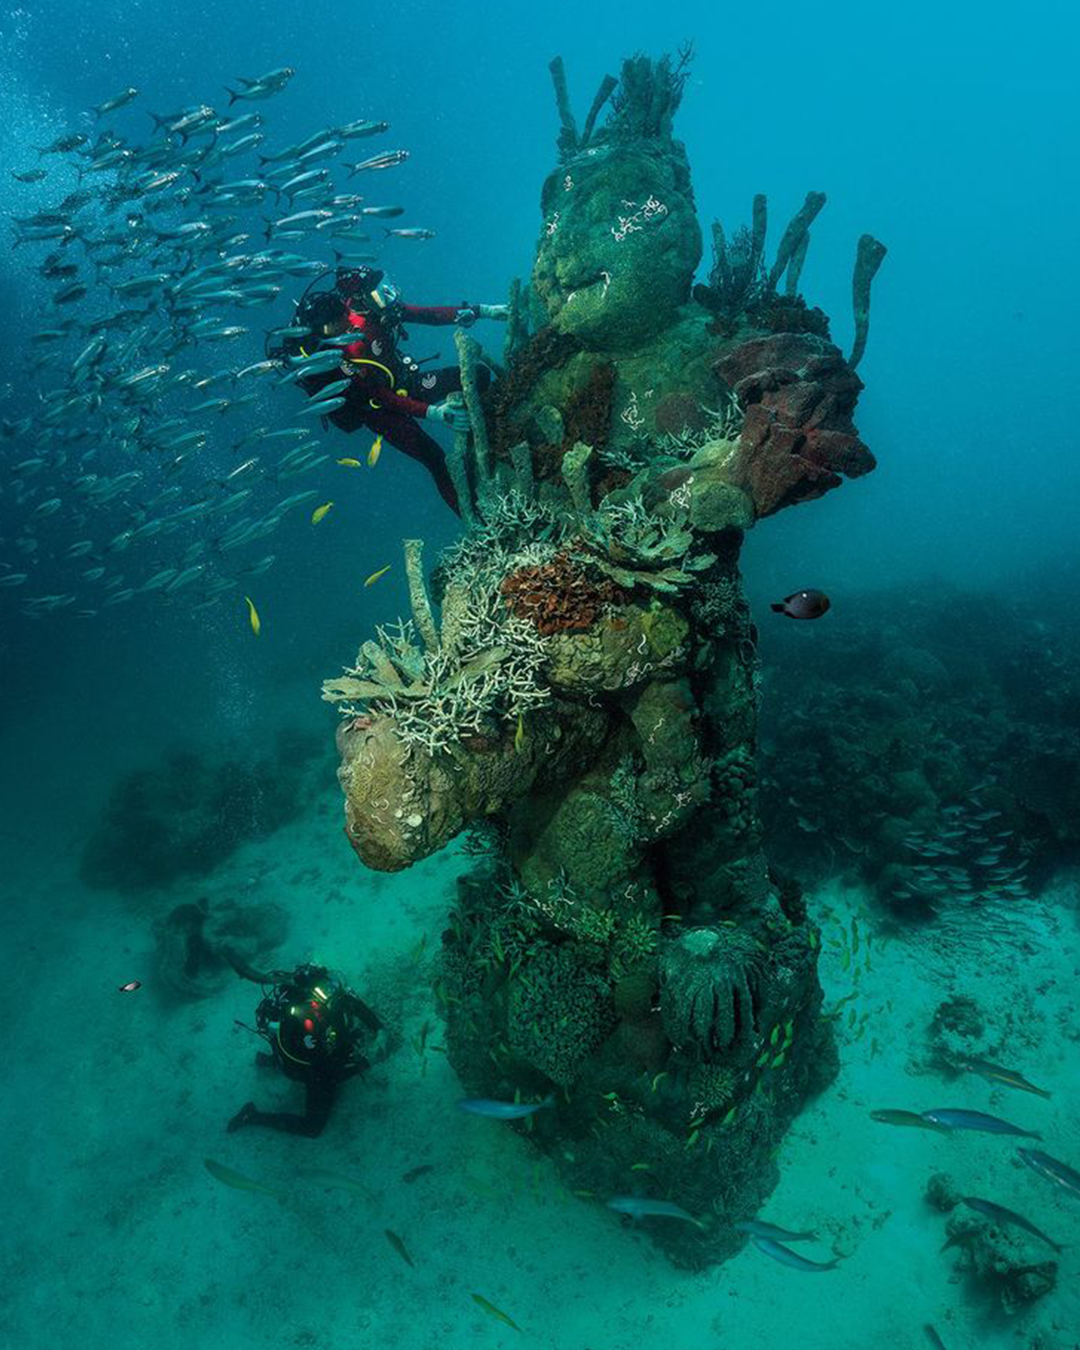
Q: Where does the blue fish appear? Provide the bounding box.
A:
[735,1218,817,1242]
[1017,1148,1080,1200]
[457,1094,555,1121]
[607,1196,705,1229]
[960,1196,1062,1252]
[921,1108,1040,1139]
[751,1236,838,1272]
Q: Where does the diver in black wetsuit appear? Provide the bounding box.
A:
[224,952,387,1137]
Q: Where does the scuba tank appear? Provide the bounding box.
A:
[264,269,340,363]
[254,965,351,1072]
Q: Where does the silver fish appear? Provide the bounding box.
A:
[139,568,178,592]
[348,150,409,174]
[216,113,264,136]
[336,118,390,140]
[959,1196,1062,1252]
[165,564,206,592]
[37,133,88,156]
[307,378,351,401]
[959,1057,1050,1099]
[92,87,138,118]
[751,1236,838,1272]
[1017,1148,1080,1200]
[607,1196,704,1229]
[735,1219,817,1243]
[457,1095,555,1121]
[225,69,295,104]
[299,396,346,415]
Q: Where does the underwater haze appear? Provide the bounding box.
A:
[1,2,1079,1349]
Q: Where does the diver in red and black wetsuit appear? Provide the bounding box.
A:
[224,951,389,1138]
[291,266,508,513]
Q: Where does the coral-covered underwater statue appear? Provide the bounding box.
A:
[323,49,885,1267]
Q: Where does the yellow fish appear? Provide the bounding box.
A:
[514,711,525,752]
[364,564,391,587]
[471,1293,521,1333]
[244,595,260,635]
[336,457,362,468]
[311,501,334,524]
[367,434,383,467]
[204,1157,281,1199]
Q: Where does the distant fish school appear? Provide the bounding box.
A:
[1,66,432,622]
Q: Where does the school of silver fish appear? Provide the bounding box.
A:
[2,69,430,620]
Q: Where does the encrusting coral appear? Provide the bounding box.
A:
[500,550,628,636]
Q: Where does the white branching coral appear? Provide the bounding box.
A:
[657,396,744,460]
[322,527,556,754]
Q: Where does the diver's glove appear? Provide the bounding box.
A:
[425,400,472,433]
[454,306,478,326]
[478,303,510,320]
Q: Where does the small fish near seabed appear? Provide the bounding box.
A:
[457,1093,555,1121]
[401,1163,434,1184]
[958,1056,1050,1099]
[750,1235,839,1271]
[606,1196,705,1230]
[921,1108,1041,1139]
[118,979,142,993]
[959,1196,1063,1252]
[471,1292,522,1333]
[771,588,831,620]
[384,1228,415,1268]
[295,1166,375,1201]
[735,1218,817,1242]
[870,1109,950,1134]
[203,1157,284,1201]
[1017,1147,1080,1201]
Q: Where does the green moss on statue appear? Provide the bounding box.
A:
[507,945,617,1086]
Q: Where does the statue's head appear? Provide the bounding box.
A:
[531,53,702,352]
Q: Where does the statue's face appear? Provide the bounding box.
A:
[532,143,702,351]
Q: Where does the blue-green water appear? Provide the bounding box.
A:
[1,4,1078,1348]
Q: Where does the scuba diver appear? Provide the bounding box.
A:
[275,265,509,514]
[224,950,389,1137]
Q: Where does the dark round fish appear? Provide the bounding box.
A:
[771,588,831,620]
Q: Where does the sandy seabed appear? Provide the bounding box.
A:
[2,756,1077,1350]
